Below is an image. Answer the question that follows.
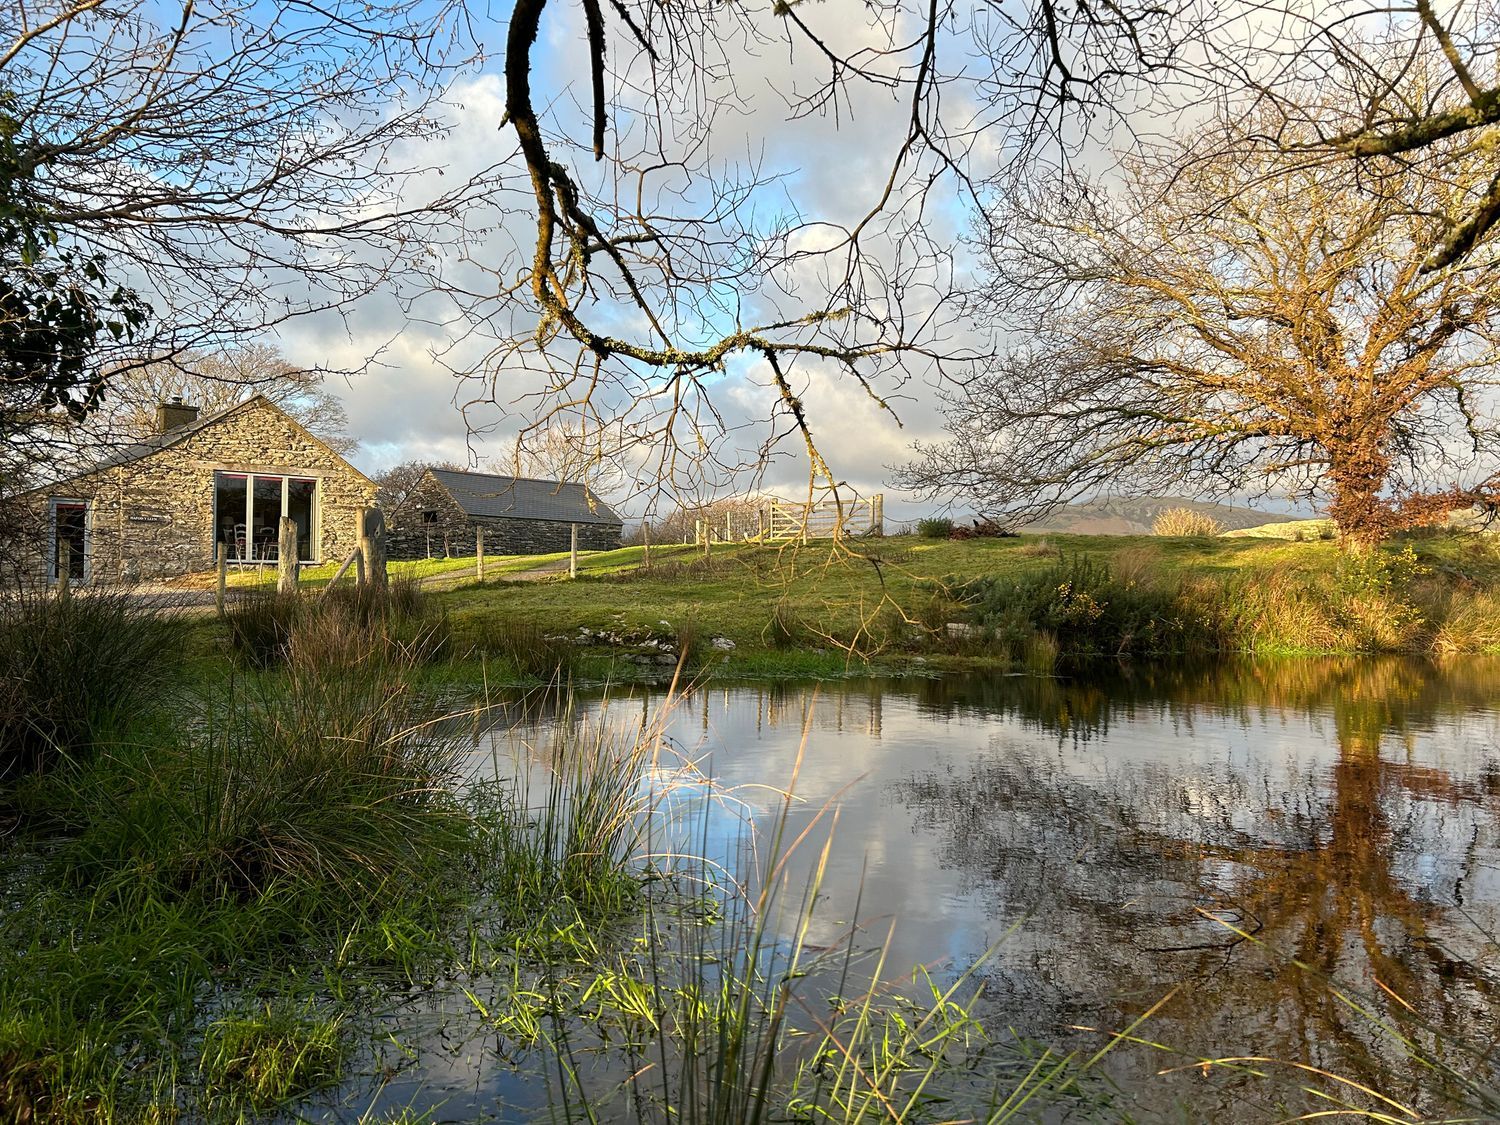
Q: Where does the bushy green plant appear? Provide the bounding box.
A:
[0,590,180,778]
[916,516,954,539]
[1152,507,1223,537]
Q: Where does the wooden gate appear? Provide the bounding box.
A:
[760,494,884,542]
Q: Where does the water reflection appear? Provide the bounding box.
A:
[413,660,1500,1120]
[565,659,1500,1118]
[889,660,1500,1115]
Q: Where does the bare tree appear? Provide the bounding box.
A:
[2,0,477,459]
[79,346,356,455]
[491,424,628,498]
[436,0,1211,499]
[371,460,465,512]
[899,106,1500,546]
[1227,2,1500,270]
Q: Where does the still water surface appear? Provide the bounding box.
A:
[380,658,1500,1120]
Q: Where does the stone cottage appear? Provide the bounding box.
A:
[385,468,623,558]
[24,396,377,583]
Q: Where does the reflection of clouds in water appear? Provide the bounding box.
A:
[452,662,1500,1119]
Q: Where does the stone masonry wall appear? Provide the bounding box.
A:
[385,472,473,560]
[385,472,622,558]
[30,399,377,582]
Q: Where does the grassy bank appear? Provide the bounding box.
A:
[373,530,1500,685]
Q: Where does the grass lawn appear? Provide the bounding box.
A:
[177,530,1500,688]
[435,531,1342,645]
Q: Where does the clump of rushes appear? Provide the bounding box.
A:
[463,615,579,680]
[0,588,180,779]
[916,516,954,538]
[226,577,447,668]
[70,609,471,904]
[1152,507,1223,537]
[222,588,303,667]
[479,700,656,923]
[199,1001,344,1113]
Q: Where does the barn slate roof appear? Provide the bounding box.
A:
[428,469,623,526]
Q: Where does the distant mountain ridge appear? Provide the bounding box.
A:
[1018,496,1287,536]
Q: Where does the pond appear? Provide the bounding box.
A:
[365,657,1500,1121]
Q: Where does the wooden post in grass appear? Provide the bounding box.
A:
[215,543,227,616]
[569,523,579,578]
[359,507,387,592]
[354,545,365,587]
[476,527,486,582]
[641,521,650,568]
[757,508,765,542]
[277,517,298,594]
[725,511,732,542]
[56,541,71,602]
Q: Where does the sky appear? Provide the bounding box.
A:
[260,0,1005,523]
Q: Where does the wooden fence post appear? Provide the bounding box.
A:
[476,527,486,582]
[277,517,299,594]
[873,493,885,536]
[359,507,387,592]
[56,541,71,602]
[641,521,650,568]
[569,523,579,578]
[725,512,733,542]
[216,543,227,616]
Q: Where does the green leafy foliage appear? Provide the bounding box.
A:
[0,103,149,422]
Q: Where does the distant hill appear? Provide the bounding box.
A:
[1018,496,1287,536]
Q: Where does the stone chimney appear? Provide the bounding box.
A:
[156,395,200,434]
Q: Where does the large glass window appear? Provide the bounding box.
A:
[213,473,318,563]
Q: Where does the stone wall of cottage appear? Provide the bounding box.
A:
[385,472,621,558]
[31,399,377,582]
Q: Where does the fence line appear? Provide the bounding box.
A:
[694,494,884,544]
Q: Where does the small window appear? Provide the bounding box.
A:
[421,510,439,525]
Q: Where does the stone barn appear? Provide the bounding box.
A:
[386,468,623,558]
[21,396,377,584]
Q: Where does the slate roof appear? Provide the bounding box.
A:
[428,469,623,526]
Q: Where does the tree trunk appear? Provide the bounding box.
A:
[1326,440,1393,550]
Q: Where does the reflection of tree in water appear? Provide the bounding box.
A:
[896,657,1500,1117]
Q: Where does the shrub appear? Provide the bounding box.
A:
[0,590,180,778]
[1152,507,1223,537]
[916,517,954,539]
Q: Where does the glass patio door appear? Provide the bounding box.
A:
[214,473,318,563]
